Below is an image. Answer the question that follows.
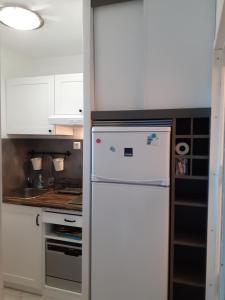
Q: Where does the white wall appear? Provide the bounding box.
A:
[144,0,215,109]
[1,49,83,78]
[94,0,215,110]
[94,1,144,110]
[216,0,225,39]
[1,48,33,78]
[23,54,83,76]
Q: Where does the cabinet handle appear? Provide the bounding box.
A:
[48,129,52,133]
[36,214,40,226]
[64,218,76,223]
[79,109,82,113]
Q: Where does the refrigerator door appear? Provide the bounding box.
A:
[91,182,169,300]
[92,127,170,185]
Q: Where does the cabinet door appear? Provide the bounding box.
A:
[2,204,43,292]
[55,73,83,115]
[6,76,54,135]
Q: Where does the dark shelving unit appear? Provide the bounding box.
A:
[170,114,210,300]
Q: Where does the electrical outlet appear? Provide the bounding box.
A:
[73,141,81,150]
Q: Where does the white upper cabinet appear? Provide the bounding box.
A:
[6,76,54,135]
[6,73,83,135]
[55,73,83,115]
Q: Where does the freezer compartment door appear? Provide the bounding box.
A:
[92,127,170,184]
[91,182,169,300]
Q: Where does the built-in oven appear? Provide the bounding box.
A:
[46,239,82,292]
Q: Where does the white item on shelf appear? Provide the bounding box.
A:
[175,142,189,155]
[31,157,42,170]
[53,158,64,172]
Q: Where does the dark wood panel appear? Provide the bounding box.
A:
[91,108,211,122]
[91,0,135,7]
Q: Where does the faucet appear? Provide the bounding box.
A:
[36,174,44,189]
[26,176,33,187]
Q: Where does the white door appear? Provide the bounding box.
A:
[55,73,83,115]
[2,204,43,292]
[6,76,54,135]
[91,182,169,300]
[92,127,170,184]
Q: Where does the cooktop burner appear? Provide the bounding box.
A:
[57,187,82,195]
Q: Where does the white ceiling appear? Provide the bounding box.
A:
[0,0,83,58]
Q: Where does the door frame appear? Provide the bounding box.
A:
[82,1,95,300]
[206,49,225,300]
[218,49,225,300]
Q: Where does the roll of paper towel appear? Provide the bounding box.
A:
[175,143,189,155]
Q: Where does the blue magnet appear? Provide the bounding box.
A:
[147,133,157,145]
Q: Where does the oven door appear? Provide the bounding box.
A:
[46,240,82,283]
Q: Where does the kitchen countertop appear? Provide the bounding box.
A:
[4,189,82,211]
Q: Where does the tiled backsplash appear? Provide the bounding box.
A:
[2,138,83,195]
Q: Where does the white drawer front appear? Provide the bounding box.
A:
[42,212,82,228]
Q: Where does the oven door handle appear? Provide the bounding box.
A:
[64,249,82,257]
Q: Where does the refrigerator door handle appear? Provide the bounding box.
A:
[92,175,170,187]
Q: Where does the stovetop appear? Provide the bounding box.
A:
[57,187,82,195]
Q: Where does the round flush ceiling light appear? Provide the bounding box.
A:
[0,6,44,30]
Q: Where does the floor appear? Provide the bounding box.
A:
[3,288,52,300]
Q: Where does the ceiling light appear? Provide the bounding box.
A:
[0,6,44,30]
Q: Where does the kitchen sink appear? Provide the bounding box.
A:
[10,188,48,199]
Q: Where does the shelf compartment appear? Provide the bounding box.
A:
[192,159,209,177]
[174,232,206,248]
[175,158,190,176]
[174,245,206,288]
[174,206,207,245]
[175,155,209,159]
[175,175,208,180]
[173,283,205,300]
[45,234,82,244]
[176,118,192,135]
[193,138,209,156]
[175,200,207,208]
[45,224,82,243]
[175,179,208,206]
[175,138,191,155]
[175,135,209,138]
[193,118,210,135]
[174,266,205,288]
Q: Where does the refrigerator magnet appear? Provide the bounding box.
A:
[147,133,160,146]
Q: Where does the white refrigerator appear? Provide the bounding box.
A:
[91,126,171,300]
